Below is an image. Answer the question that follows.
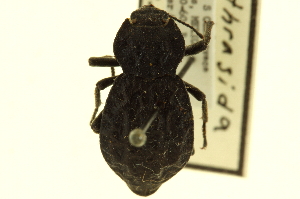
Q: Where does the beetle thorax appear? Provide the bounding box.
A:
[113,5,185,78]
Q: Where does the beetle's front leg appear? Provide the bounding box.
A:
[184,81,208,149]
[89,55,119,67]
[90,75,118,134]
[184,21,214,56]
[89,55,120,77]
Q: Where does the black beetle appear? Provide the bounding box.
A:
[89,5,214,196]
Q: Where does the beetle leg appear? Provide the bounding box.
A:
[91,111,103,134]
[90,76,118,133]
[110,67,115,77]
[184,21,214,56]
[191,147,195,156]
[184,81,208,149]
[89,55,119,67]
[89,55,118,77]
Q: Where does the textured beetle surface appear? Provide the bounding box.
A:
[100,74,193,196]
[89,5,213,196]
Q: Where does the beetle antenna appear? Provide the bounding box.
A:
[169,15,204,39]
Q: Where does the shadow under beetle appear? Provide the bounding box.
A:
[89,5,214,196]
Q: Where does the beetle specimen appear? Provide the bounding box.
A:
[89,5,213,196]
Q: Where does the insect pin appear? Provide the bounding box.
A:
[89,4,214,196]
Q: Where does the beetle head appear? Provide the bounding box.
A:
[129,4,169,26]
[113,5,185,78]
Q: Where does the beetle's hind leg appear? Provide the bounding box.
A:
[91,111,103,134]
[191,148,195,156]
[90,76,118,134]
[184,81,208,149]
